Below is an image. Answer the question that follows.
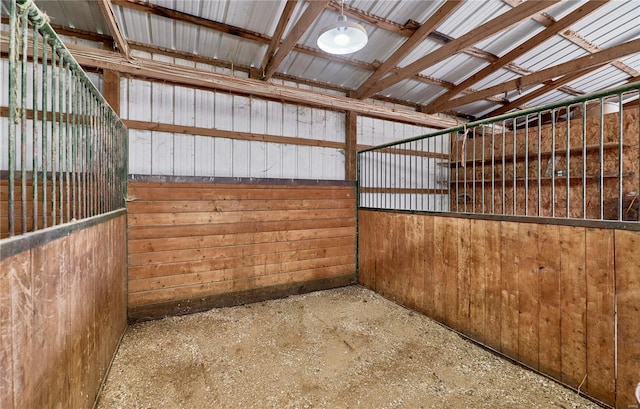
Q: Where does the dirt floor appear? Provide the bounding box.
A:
[97,286,601,409]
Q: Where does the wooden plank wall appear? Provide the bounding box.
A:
[358,210,640,409]
[0,214,127,409]
[127,178,356,321]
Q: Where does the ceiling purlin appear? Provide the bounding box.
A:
[259,0,298,75]
[562,29,640,78]
[439,38,640,112]
[326,1,413,36]
[111,0,269,43]
[97,0,130,57]
[484,64,606,118]
[262,0,329,81]
[352,0,463,99]
[422,0,609,114]
[355,1,560,100]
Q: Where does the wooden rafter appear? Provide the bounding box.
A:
[422,0,608,113]
[439,38,640,112]
[259,0,298,73]
[263,0,329,81]
[352,0,463,99]
[356,0,560,100]
[97,0,130,58]
[483,65,605,118]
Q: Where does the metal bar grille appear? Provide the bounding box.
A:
[3,0,127,239]
[358,81,640,223]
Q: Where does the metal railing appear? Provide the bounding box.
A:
[358,81,640,223]
[2,0,127,238]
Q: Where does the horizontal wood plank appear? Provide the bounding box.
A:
[126,181,356,313]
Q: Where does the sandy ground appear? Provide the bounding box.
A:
[96,286,601,409]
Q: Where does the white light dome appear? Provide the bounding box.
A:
[317,15,368,55]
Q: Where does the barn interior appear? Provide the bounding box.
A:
[1,0,640,408]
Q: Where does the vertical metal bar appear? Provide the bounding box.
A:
[582,101,587,219]
[8,0,17,237]
[512,118,517,215]
[599,98,604,220]
[51,43,58,226]
[481,126,485,214]
[491,124,495,214]
[83,83,89,219]
[463,132,467,213]
[537,112,542,217]
[524,116,529,216]
[41,35,49,228]
[20,7,29,234]
[551,109,556,218]
[472,127,476,213]
[501,122,506,215]
[455,132,459,213]
[442,133,451,211]
[65,62,71,222]
[420,139,424,210]
[32,24,39,231]
[566,104,571,218]
[58,52,64,224]
[71,72,78,219]
[618,94,624,221]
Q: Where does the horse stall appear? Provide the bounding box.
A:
[358,87,640,409]
[2,0,640,408]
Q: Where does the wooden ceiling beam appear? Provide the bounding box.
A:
[422,0,608,113]
[483,65,605,118]
[357,0,560,100]
[326,1,413,36]
[439,38,640,112]
[97,0,130,57]
[259,0,298,72]
[352,1,463,99]
[324,2,549,84]
[263,0,329,81]
[39,41,458,128]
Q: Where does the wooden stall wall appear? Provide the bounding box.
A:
[0,214,127,409]
[358,210,640,409]
[127,177,356,321]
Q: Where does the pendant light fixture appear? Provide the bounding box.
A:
[317,0,368,55]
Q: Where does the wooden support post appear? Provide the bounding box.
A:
[345,111,357,181]
[103,70,120,116]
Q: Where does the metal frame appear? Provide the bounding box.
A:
[3,0,128,238]
[358,81,640,224]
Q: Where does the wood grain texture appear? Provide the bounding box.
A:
[559,225,587,389]
[517,223,539,370]
[0,215,126,409]
[537,224,562,380]
[127,181,356,316]
[499,221,519,360]
[585,228,615,405]
[357,211,632,407]
[615,229,640,409]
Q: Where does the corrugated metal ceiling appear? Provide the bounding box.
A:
[26,0,640,120]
